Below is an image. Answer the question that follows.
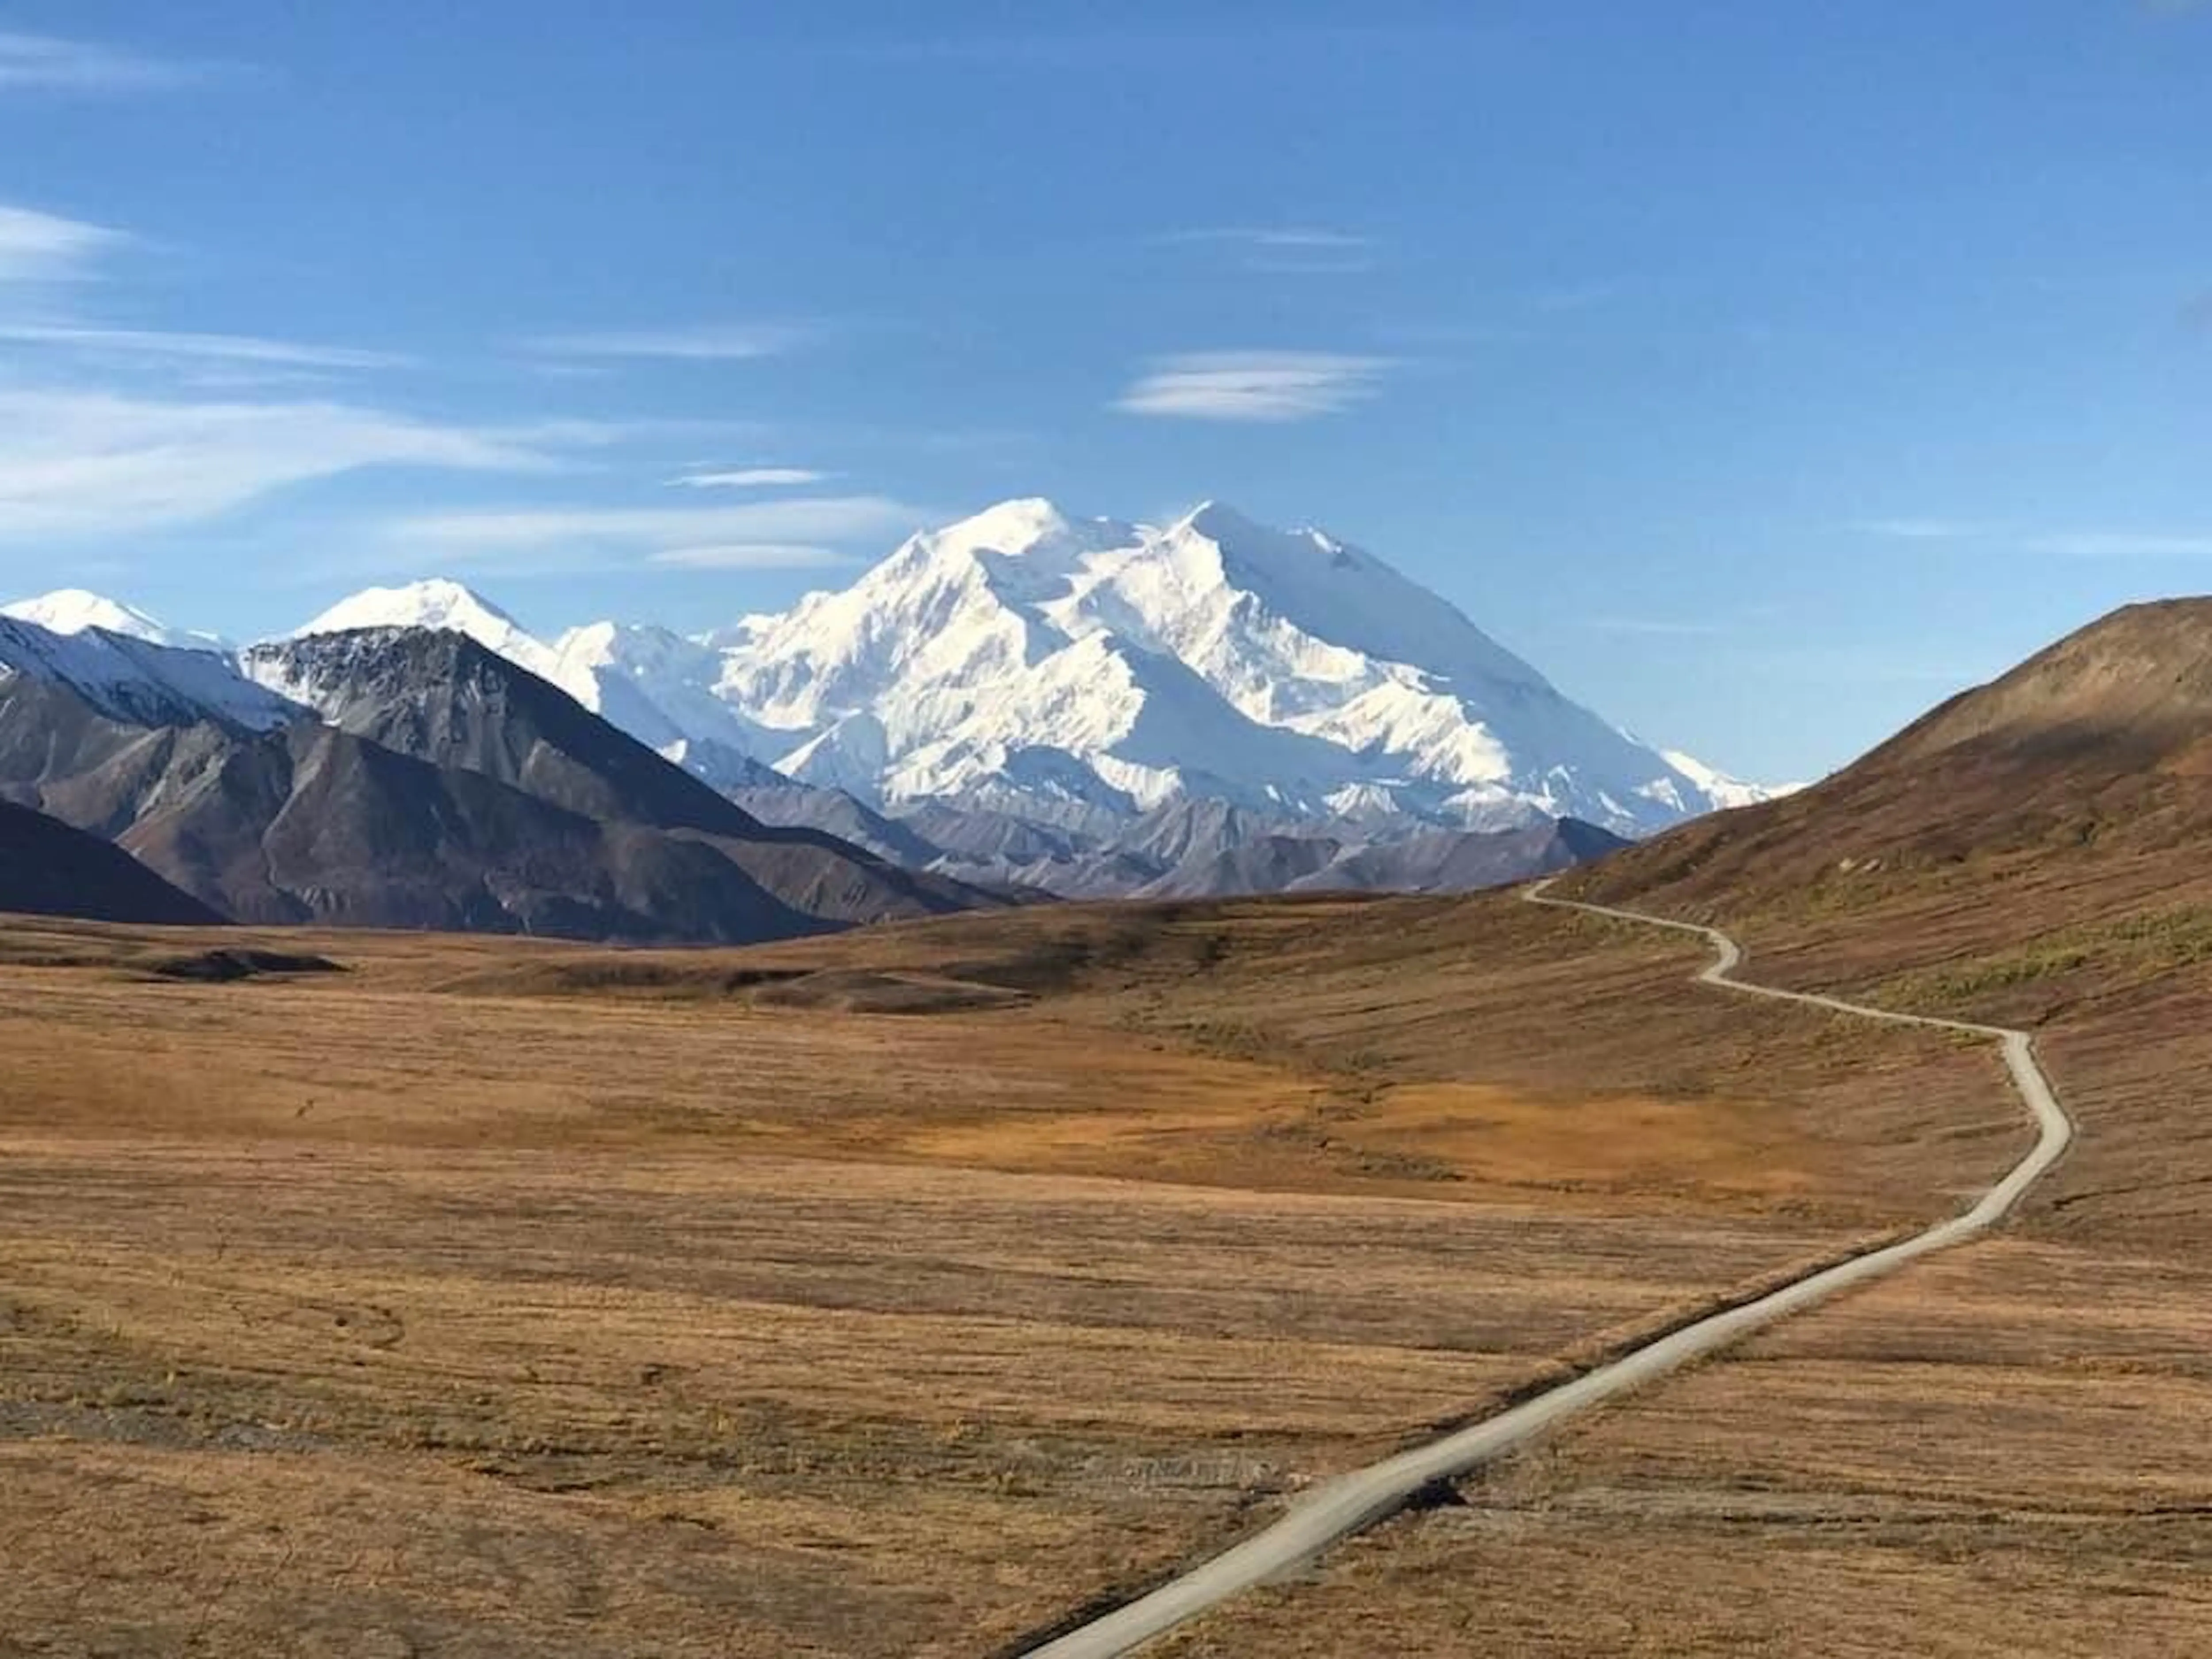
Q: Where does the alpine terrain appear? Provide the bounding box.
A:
[0,612,990,940]
[237,499,1776,896]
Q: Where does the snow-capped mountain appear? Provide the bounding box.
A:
[2,589,228,653]
[9,499,1780,889]
[1659,749,1800,811]
[298,580,556,676]
[290,580,783,791]
[704,499,1768,835]
[0,614,299,733]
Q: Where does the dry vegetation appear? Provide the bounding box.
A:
[0,891,2038,1655]
[1191,614,2212,1659]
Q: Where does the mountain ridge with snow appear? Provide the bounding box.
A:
[3,589,229,654]
[8,499,1785,858]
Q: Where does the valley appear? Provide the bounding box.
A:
[10,10,2206,1654]
[1144,603,2212,1655]
[0,890,2028,1657]
[4,594,2209,1657]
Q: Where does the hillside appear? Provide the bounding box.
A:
[1556,595,2212,1256]
[1153,614,2212,1658]
[0,618,991,942]
[0,800,223,925]
[1566,599,2212,937]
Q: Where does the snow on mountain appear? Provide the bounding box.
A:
[1658,749,1798,811]
[708,499,1755,835]
[0,614,301,732]
[291,580,788,791]
[542,620,782,784]
[2,589,227,653]
[296,579,558,677]
[278,501,1782,840]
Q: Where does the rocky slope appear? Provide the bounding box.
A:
[0,617,991,941]
[0,799,224,925]
[10,499,1777,901]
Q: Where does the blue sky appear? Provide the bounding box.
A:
[3,3,2211,781]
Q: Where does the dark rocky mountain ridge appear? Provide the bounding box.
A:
[0,799,224,926]
[0,622,993,941]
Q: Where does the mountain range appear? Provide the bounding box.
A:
[279,501,1774,834]
[0,613,987,941]
[0,499,1783,932]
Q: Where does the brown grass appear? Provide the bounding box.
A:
[1154,1239,2212,1657]
[0,890,2089,1655]
[1182,694,2212,1655]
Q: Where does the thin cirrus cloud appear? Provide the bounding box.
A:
[0,388,560,541]
[2027,530,2212,558]
[519,323,814,362]
[1853,518,2004,541]
[1584,616,1728,638]
[0,203,126,283]
[668,466,831,489]
[1856,518,2212,558]
[1162,227,1373,251]
[0,322,411,371]
[1160,226,1377,275]
[1115,352,1392,422]
[386,497,924,571]
[0,30,209,93]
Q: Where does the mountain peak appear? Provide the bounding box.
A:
[298,578,522,637]
[699,498,1768,833]
[932,497,1088,556]
[1168,501,1357,571]
[1173,499,1261,541]
[1,588,219,651]
[295,579,556,676]
[0,611,301,733]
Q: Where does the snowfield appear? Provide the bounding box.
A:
[8,497,1781,845]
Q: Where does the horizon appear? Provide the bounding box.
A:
[6,4,2212,780]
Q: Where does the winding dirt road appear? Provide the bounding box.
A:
[1018,880,2074,1658]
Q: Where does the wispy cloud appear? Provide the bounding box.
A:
[520,323,812,362]
[1853,517,2004,541]
[1855,517,2212,558]
[0,389,559,541]
[1163,227,1373,252]
[387,496,922,568]
[647,543,858,570]
[1160,226,1377,275]
[669,466,830,489]
[1115,352,1392,422]
[0,204,126,283]
[0,30,210,93]
[2026,530,2212,558]
[0,322,409,371]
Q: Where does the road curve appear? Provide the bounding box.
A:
[1017,879,2074,1659]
